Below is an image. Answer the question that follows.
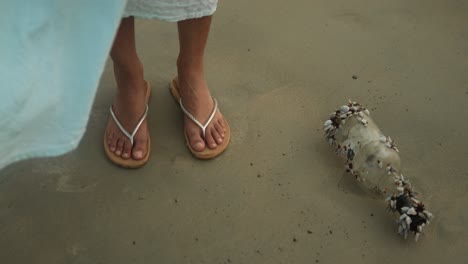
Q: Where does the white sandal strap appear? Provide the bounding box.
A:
[179,98,218,139]
[109,104,148,146]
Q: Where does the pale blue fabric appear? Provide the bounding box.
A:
[124,0,217,22]
[0,0,127,170]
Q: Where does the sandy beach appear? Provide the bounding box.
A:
[1,0,468,263]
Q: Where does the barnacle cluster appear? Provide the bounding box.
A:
[324,100,370,146]
[324,100,433,241]
[381,135,399,153]
[387,174,433,241]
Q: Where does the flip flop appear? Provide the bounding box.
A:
[170,78,230,160]
[103,81,151,168]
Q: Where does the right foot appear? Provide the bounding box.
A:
[105,76,149,160]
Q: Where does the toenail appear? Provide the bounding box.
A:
[134,150,143,158]
[122,153,129,158]
[110,147,116,151]
[116,151,121,155]
[211,143,217,148]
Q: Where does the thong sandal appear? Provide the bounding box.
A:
[103,81,151,168]
[170,78,230,160]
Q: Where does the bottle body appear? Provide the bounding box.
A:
[324,101,432,241]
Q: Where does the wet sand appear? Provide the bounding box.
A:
[1,0,468,263]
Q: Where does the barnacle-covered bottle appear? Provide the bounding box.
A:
[323,100,433,241]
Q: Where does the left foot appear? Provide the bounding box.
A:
[176,73,227,152]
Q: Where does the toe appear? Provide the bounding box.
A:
[204,128,218,149]
[122,141,132,159]
[214,122,225,138]
[211,127,223,145]
[115,138,124,156]
[132,138,147,160]
[107,132,114,146]
[217,118,226,133]
[109,134,117,152]
[187,126,206,152]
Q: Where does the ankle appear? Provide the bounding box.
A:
[177,56,204,76]
[113,61,145,91]
[114,59,144,79]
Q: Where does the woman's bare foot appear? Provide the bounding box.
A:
[105,62,149,160]
[106,17,149,162]
[176,16,227,153]
[176,73,227,152]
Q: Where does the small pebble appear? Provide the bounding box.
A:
[352,75,358,80]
